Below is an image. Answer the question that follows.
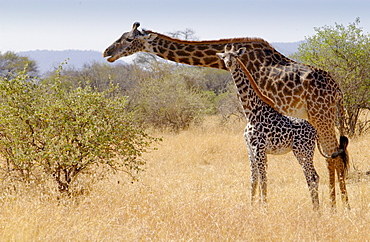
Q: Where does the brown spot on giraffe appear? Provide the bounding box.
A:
[193,51,204,58]
[177,50,191,57]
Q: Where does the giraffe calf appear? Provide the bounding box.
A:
[217,46,320,210]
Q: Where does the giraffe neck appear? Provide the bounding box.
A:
[236,58,276,108]
[230,60,272,120]
[145,30,283,71]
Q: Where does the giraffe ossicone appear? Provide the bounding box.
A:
[103,22,350,209]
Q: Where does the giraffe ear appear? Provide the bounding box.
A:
[216,53,224,59]
[236,47,246,56]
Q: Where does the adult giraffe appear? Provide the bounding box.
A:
[103,22,349,209]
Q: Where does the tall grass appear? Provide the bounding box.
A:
[0,116,369,241]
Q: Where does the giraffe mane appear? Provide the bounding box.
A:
[235,57,276,108]
[143,30,276,107]
[145,30,275,49]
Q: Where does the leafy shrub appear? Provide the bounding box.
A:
[0,68,158,194]
[133,65,212,131]
[216,88,244,122]
[0,51,38,78]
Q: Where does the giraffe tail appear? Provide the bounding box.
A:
[317,136,349,175]
[316,140,332,159]
[331,136,349,174]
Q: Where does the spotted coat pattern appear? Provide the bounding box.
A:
[217,47,320,210]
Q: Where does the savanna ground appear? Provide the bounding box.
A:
[0,116,369,241]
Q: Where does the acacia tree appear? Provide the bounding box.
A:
[292,18,370,136]
[0,51,38,77]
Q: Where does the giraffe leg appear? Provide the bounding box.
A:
[309,114,349,209]
[292,137,320,211]
[247,144,268,207]
[335,158,350,209]
[246,139,259,206]
[323,134,350,210]
[299,160,320,211]
[250,159,258,206]
[327,158,337,210]
[255,151,268,206]
[335,136,350,209]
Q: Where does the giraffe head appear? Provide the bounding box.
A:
[103,22,157,62]
[216,45,246,71]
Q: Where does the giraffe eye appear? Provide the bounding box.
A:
[126,38,134,42]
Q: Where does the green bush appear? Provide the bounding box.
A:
[0,68,158,194]
[0,51,38,78]
[132,65,212,131]
[216,86,244,122]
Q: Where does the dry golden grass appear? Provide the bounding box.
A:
[0,116,370,241]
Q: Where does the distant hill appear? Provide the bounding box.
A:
[18,50,126,75]
[18,41,302,75]
[272,41,304,56]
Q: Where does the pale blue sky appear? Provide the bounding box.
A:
[1,0,369,52]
